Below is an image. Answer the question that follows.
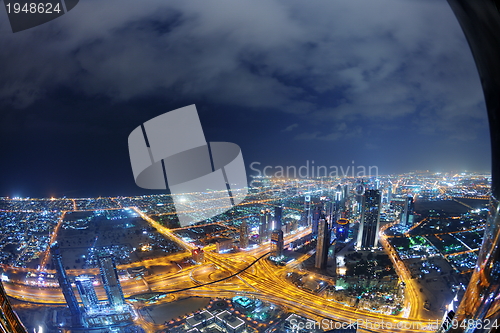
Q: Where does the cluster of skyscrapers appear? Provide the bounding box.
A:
[50,242,128,328]
[283,181,415,271]
[238,180,416,275]
[258,209,272,243]
[251,206,286,258]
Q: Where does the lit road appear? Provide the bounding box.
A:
[204,252,438,333]
[4,241,438,333]
[379,222,425,319]
[3,203,440,333]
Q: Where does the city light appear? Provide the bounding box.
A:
[0,172,493,332]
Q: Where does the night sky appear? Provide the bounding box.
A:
[0,0,491,198]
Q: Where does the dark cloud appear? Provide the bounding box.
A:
[0,1,485,115]
[0,0,491,196]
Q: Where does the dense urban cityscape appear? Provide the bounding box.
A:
[0,171,492,333]
[2,0,500,332]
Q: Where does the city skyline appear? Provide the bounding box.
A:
[0,173,491,332]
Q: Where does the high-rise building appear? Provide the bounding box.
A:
[274,205,283,232]
[312,205,322,237]
[357,190,381,249]
[0,281,27,333]
[259,209,271,243]
[334,184,344,214]
[304,195,312,227]
[239,220,249,249]
[400,196,414,226]
[335,184,343,203]
[315,216,331,270]
[270,229,284,258]
[342,184,350,202]
[354,181,365,214]
[50,242,83,326]
[75,275,99,312]
[343,196,353,221]
[98,256,125,310]
[336,218,349,242]
[325,199,334,223]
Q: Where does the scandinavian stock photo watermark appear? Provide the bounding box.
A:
[249,160,379,180]
[289,318,441,332]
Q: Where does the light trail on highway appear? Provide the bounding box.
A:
[2,199,443,333]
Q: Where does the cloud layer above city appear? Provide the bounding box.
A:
[0,0,491,196]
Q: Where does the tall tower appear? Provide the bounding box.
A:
[335,184,343,212]
[315,216,331,270]
[98,256,125,310]
[50,242,82,326]
[270,229,284,258]
[357,190,381,249]
[354,181,365,214]
[400,196,414,226]
[304,195,312,226]
[387,181,393,203]
[75,276,99,312]
[342,184,350,202]
[259,209,271,243]
[274,205,283,232]
[0,281,27,333]
[312,205,322,237]
[239,220,249,249]
[324,200,334,224]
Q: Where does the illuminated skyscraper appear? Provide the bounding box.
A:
[335,184,343,203]
[315,216,331,270]
[312,205,322,237]
[343,184,350,202]
[400,196,414,226]
[304,195,312,226]
[50,242,83,327]
[270,229,284,258]
[354,181,365,214]
[274,205,283,232]
[336,218,349,242]
[325,199,335,223]
[333,185,344,216]
[259,209,271,243]
[75,275,99,312]
[239,220,249,249]
[0,281,27,333]
[98,256,125,310]
[356,190,381,249]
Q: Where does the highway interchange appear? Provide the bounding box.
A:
[2,205,442,333]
